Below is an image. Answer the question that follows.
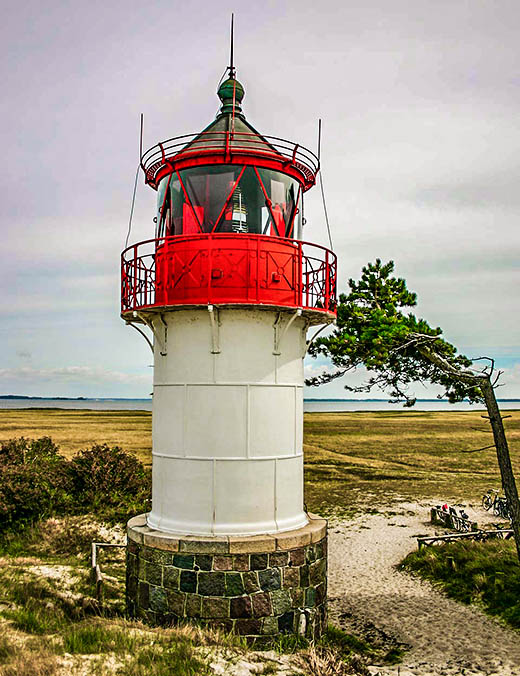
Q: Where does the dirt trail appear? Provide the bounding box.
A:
[328,502,520,676]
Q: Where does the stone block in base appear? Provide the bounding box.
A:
[126,514,327,641]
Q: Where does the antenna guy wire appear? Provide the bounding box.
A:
[319,170,334,251]
[125,165,140,250]
[317,119,333,250]
[125,113,144,249]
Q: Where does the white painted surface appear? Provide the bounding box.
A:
[146,308,314,536]
[148,457,214,533]
[185,385,247,458]
[249,386,296,457]
[275,456,305,531]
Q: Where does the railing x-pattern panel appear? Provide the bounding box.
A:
[121,234,336,316]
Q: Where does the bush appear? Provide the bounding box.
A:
[68,443,150,521]
[0,436,63,465]
[0,437,151,531]
[0,438,72,531]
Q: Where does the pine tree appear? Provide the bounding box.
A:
[308,259,520,559]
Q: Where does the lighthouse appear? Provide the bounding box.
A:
[123,58,336,640]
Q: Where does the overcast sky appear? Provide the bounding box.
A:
[1,0,519,399]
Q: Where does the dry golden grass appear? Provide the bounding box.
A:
[304,410,520,515]
[1,407,518,513]
[0,409,152,462]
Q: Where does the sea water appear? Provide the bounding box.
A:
[1,398,519,412]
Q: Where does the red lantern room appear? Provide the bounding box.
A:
[121,71,336,319]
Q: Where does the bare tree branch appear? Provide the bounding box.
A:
[461,444,496,453]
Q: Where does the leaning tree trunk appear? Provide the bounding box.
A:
[417,343,520,561]
[480,379,520,561]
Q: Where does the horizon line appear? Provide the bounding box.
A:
[2,395,520,403]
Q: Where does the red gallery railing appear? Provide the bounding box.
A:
[141,131,320,190]
[121,234,336,316]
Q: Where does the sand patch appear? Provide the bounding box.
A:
[328,501,520,676]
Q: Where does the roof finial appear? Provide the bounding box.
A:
[217,14,244,117]
[229,13,236,79]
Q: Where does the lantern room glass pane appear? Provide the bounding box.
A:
[156,165,301,238]
[257,168,299,237]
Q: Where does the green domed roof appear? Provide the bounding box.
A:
[217,77,245,116]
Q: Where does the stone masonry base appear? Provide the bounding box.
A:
[126,514,327,642]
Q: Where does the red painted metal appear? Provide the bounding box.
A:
[286,185,301,239]
[141,131,319,191]
[121,234,336,316]
[176,170,203,233]
[253,166,281,237]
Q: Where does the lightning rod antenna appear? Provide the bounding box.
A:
[229,13,235,78]
[139,113,144,160]
[317,118,322,163]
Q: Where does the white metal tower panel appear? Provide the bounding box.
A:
[146,308,308,536]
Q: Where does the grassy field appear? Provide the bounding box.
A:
[1,407,518,516]
[1,408,519,674]
[304,410,520,516]
[0,516,379,675]
[0,409,152,462]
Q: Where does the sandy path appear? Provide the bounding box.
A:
[328,501,520,676]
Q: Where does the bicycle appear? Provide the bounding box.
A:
[494,497,511,520]
[482,488,499,511]
[482,489,511,520]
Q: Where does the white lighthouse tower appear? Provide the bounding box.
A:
[123,59,336,640]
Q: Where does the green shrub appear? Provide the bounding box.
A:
[69,443,150,521]
[0,436,62,465]
[0,438,72,531]
[0,437,151,531]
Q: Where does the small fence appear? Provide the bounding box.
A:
[418,529,514,550]
[430,507,477,533]
[91,542,126,603]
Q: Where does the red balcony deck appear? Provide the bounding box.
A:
[121,234,336,320]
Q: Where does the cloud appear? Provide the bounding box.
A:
[411,165,520,212]
[496,363,520,398]
[1,0,519,398]
[0,366,150,386]
[303,362,336,380]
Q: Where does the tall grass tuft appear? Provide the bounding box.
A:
[400,539,520,628]
[119,638,210,676]
[0,628,16,664]
[1,654,58,676]
[6,607,58,636]
[63,621,136,654]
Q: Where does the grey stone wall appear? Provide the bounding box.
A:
[126,516,327,641]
